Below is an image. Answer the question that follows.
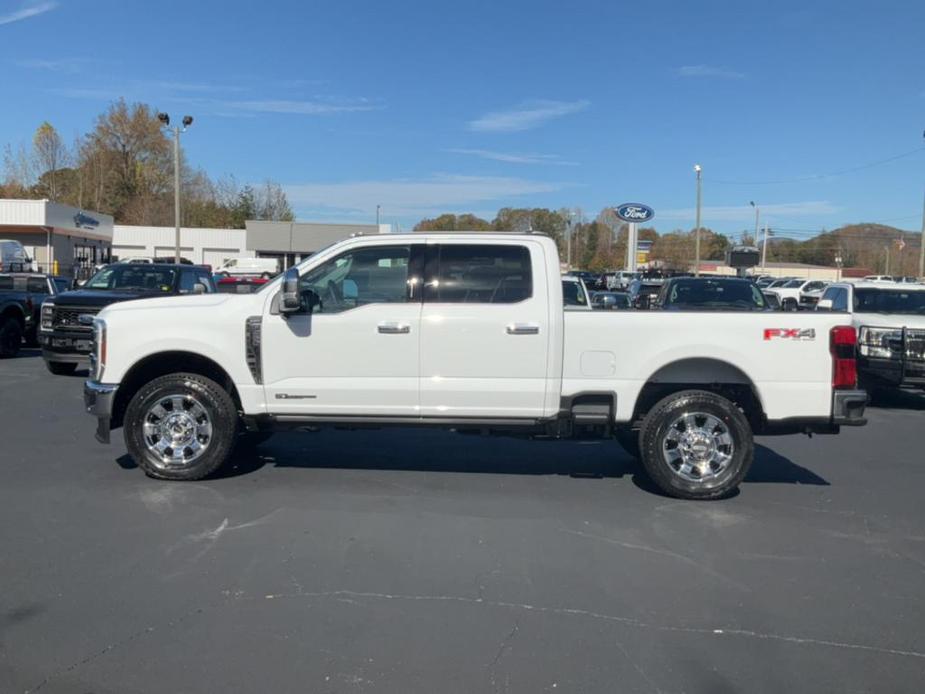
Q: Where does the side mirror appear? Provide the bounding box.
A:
[816,298,833,311]
[280,267,302,313]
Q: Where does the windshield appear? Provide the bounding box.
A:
[663,279,767,311]
[85,265,177,292]
[783,279,803,288]
[854,288,925,314]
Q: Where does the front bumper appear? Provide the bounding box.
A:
[84,380,118,443]
[40,329,93,361]
[859,356,925,388]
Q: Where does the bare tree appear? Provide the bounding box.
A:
[32,122,70,201]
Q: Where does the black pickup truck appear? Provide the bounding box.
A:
[0,274,70,358]
[39,263,216,375]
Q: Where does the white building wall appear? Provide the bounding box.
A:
[112,225,253,266]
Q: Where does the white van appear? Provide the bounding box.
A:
[216,257,279,278]
[0,240,32,272]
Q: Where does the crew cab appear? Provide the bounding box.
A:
[84,233,867,500]
[817,281,925,390]
[42,263,216,375]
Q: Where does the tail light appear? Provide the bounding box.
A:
[830,325,857,390]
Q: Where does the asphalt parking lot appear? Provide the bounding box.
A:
[1,352,924,693]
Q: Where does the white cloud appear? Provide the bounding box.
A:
[468,99,590,132]
[221,98,382,115]
[447,148,578,166]
[678,64,745,79]
[284,174,571,217]
[15,56,89,73]
[0,0,57,26]
[657,201,838,222]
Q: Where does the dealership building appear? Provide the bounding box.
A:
[112,220,391,269]
[0,199,114,273]
[0,199,388,274]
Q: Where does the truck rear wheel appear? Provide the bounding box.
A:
[638,390,753,500]
[124,373,237,481]
[0,317,22,358]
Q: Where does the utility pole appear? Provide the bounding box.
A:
[376,204,381,227]
[885,244,891,275]
[919,187,925,278]
[749,201,759,245]
[694,164,702,276]
[566,217,572,268]
[157,113,193,263]
[761,223,770,270]
[172,127,180,262]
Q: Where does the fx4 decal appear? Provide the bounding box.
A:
[764,328,816,341]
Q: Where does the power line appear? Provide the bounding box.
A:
[707,147,925,186]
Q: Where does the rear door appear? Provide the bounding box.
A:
[419,241,550,419]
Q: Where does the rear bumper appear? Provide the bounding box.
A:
[84,380,118,443]
[759,389,867,435]
[832,389,868,426]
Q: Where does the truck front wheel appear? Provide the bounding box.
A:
[124,373,238,481]
[638,390,753,500]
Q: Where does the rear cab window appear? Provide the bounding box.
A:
[425,244,532,304]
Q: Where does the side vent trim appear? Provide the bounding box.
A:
[245,316,263,384]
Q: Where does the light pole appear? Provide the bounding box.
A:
[919,129,925,278]
[157,112,193,263]
[694,164,702,276]
[376,204,381,228]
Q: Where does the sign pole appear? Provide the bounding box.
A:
[627,222,638,273]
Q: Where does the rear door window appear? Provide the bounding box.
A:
[425,244,532,304]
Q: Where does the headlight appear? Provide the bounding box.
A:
[858,326,902,358]
[40,302,54,331]
[90,317,107,381]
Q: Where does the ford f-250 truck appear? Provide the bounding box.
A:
[83,233,867,499]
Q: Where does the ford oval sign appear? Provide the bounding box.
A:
[615,203,655,223]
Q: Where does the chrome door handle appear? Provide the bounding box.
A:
[378,322,411,334]
[506,323,540,335]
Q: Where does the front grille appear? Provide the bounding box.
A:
[53,306,100,330]
[904,329,925,362]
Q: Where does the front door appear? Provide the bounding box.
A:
[261,243,423,417]
[419,241,551,419]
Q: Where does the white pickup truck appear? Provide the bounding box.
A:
[84,233,867,499]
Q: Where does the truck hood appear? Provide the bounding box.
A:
[50,288,165,308]
[853,312,925,330]
[99,292,240,315]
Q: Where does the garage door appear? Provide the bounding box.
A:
[202,248,240,269]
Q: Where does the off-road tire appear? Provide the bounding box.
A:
[639,389,753,500]
[124,373,238,481]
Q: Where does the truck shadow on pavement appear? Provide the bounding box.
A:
[114,430,829,496]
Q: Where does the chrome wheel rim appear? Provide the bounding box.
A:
[142,394,213,469]
[661,411,734,484]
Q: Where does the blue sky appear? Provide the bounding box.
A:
[1,0,924,237]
